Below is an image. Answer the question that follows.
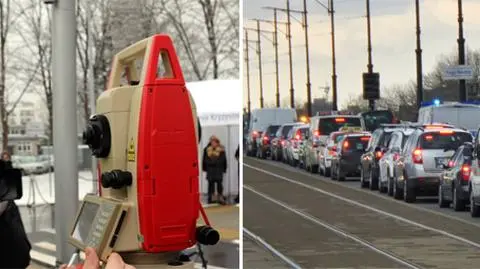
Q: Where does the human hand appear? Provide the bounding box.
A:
[59,248,136,269]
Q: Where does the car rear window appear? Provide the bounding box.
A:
[266,125,280,136]
[420,131,472,150]
[344,136,370,151]
[282,125,294,138]
[377,131,393,147]
[318,117,362,135]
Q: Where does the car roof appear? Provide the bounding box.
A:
[421,128,471,134]
[344,133,371,138]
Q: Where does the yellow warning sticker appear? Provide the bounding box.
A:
[127,138,135,162]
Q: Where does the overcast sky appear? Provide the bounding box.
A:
[242,0,480,110]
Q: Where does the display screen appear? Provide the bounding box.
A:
[72,202,100,244]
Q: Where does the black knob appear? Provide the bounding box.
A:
[101,170,132,189]
[196,226,220,246]
[83,114,111,158]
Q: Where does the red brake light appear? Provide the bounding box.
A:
[252,131,258,137]
[335,118,345,123]
[412,148,423,164]
[425,135,433,140]
[375,150,383,160]
[361,136,370,141]
[295,134,301,140]
[439,130,454,135]
[263,136,269,140]
[343,141,349,149]
[462,164,471,181]
[448,160,454,167]
[331,145,337,151]
[314,130,320,136]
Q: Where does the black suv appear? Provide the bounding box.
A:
[331,133,371,181]
[257,125,281,159]
[360,124,404,189]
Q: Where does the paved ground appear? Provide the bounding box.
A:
[244,156,480,268]
[20,203,239,269]
[242,235,289,269]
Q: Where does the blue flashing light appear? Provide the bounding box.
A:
[433,99,441,106]
[420,99,443,107]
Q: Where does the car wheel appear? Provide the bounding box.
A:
[311,164,319,174]
[452,186,465,211]
[470,190,480,217]
[369,170,378,191]
[387,176,394,196]
[360,168,368,188]
[337,164,345,181]
[331,164,337,180]
[403,179,416,203]
[393,178,402,199]
[438,184,450,208]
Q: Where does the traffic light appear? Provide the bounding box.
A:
[363,72,380,100]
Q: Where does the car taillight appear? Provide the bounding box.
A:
[263,136,269,144]
[375,150,383,160]
[360,136,370,141]
[295,134,301,140]
[412,148,423,164]
[281,140,286,146]
[462,164,471,181]
[252,131,258,138]
[343,141,349,151]
[314,130,320,136]
[448,160,454,167]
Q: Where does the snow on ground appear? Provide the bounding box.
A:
[16,170,95,206]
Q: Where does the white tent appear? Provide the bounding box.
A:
[187,79,240,202]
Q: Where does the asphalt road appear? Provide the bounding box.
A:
[244,156,480,269]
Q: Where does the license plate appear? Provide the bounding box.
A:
[435,157,447,168]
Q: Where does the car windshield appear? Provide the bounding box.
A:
[319,117,361,136]
[362,110,394,132]
[420,132,472,150]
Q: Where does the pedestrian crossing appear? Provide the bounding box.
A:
[30,229,238,269]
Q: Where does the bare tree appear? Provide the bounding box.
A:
[0,0,41,150]
[14,0,52,142]
[156,0,238,81]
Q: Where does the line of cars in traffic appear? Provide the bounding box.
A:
[245,104,480,218]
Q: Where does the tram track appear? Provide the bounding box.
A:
[243,157,480,268]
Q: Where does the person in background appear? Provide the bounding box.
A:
[1,152,12,169]
[0,151,31,269]
[234,145,239,203]
[202,136,227,205]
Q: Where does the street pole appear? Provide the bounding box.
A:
[52,0,78,264]
[274,10,281,107]
[366,0,375,111]
[415,0,423,109]
[245,29,251,115]
[458,0,467,102]
[329,0,338,111]
[302,0,312,117]
[87,5,98,195]
[256,20,264,108]
[286,0,295,108]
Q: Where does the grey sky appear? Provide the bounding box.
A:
[243,0,480,110]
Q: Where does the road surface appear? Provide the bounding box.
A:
[244,156,480,269]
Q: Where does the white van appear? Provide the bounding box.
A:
[418,103,480,136]
[246,108,297,156]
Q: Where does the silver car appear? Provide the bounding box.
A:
[285,124,309,166]
[393,126,472,203]
[378,128,414,195]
